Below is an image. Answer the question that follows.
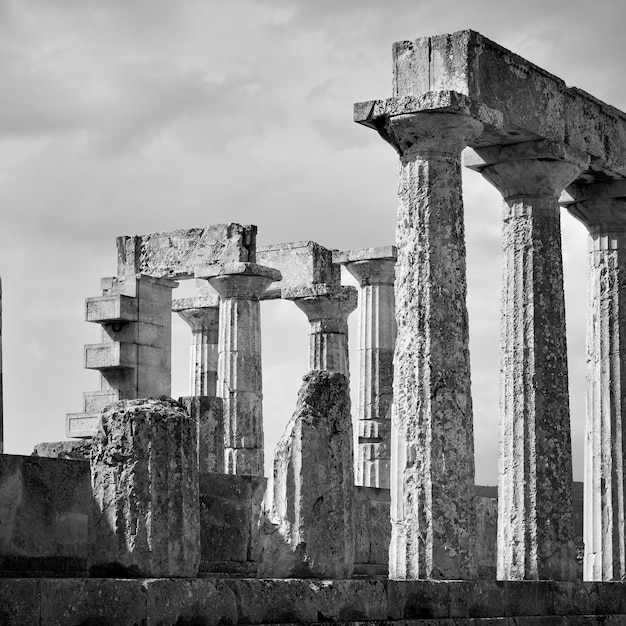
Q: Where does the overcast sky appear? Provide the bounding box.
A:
[1,0,625,484]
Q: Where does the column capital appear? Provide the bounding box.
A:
[354,92,501,159]
[285,284,358,331]
[465,139,589,198]
[333,246,397,286]
[562,180,626,234]
[173,305,219,332]
[197,262,282,300]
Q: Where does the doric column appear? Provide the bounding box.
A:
[467,139,589,580]
[334,247,397,489]
[196,262,281,477]
[173,297,220,397]
[563,180,626,581]
[355,93,500,580]
[285,284,357,377]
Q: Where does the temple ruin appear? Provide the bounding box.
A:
[2,29,626,624]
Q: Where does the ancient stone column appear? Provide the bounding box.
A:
[173,301,220,397]
[196,262,281,477]
[466,139,588,580]
[355,93,501,579]
[285,284,357,377]
[564,180,626,581]
[334,247,397,489]
[89,398,200,577]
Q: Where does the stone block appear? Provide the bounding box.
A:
[0,454,90,575]
[256,241,340,299]
[448,580,506,618]
[387,580,452,619]
[0,579,39,625]
[505,581,556,616]
[258,371,355,578]
[117,224,256,278]
[144,578,237,626]
[83,390,119,413]
[354,486,390,574]
[32,440,91,461]
[65,412,100,438]
[89,398,199,577]
[40,578,145,626]
[84,342,137,370]
[179,396,224,473]
[85,294,138,323]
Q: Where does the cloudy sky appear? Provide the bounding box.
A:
[1,0,624,485]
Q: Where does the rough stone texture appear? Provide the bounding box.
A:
[199,472,266,575]
[256,241,341,299]
[474,492,498,579]
[144,578,237,626]
[361,101,483,579]
[335,247,397,489]
[354,486,391,576]
[117,223,256,278]
[198,262,281,476]
[66,274,177,438]
[174,305,219,397]
[386,29,626,182]
[469,142,584,581]
[564,181,626,581]
[258,371,355,578]
[285,284,357,377]
[40,578,146,626]
[89,398,199,577]
[179,396,224,474]
[32,439,91,461]
[0,454,90,575]
[0,579,40,625]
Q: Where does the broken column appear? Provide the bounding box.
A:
[466,139,588,580]
[196,262,281,476]
[258,370,355,578]
[285,284,357,377]
[563,180,626,581]
[355,92,500,579]
[66,274,177,438]
[334,247,397,489]
[89,397,200,577]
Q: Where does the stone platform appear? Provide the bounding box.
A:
[2,578,626,625]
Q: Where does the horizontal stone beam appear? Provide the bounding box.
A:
[357,29,626,183]
[117,224,256,279]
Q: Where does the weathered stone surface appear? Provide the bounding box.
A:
[199,472,266,574]
[0,454,90,575]
[362,103,482,579]
[174,306,219,397]
[469,142,583,581]
[385,29,626,181]
[32,439,91,461]
[257,241,341,299]
[564,182,626,581]
[258,371,355,578]
[40,578,145,626]
[354,486,391,576]
[200,263,281,476]
[335,247,397,489]
[145,578,237,626]
[179,396,224,473]
[117,223,256,278]
[285,284,357,376]
[0,579,39,625]
[89,398,199,577]
[474,494,498,579]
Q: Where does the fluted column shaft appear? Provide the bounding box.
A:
[176,307,219,397]
[338,250,397,489]
[200,262,281,476]
[373,107,484,580]
[565,182,626,581]
[471,140,587,580]
[287,285,358,378]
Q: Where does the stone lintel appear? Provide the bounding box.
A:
[172,295,220,312]
[257,241,341,299]
[196,261,281,282]
[354,91,503,134]
[100,274,178,297]
[332,245,397,264]
[389,30,626,182]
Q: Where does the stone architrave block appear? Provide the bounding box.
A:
[256,241,341,299]
[258,370,355,578]
[117,223,256,279]
[89,398,200,577]
[179,395,224,474]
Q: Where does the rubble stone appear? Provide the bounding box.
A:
[89,397,199,577]
[258,370,355,578]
